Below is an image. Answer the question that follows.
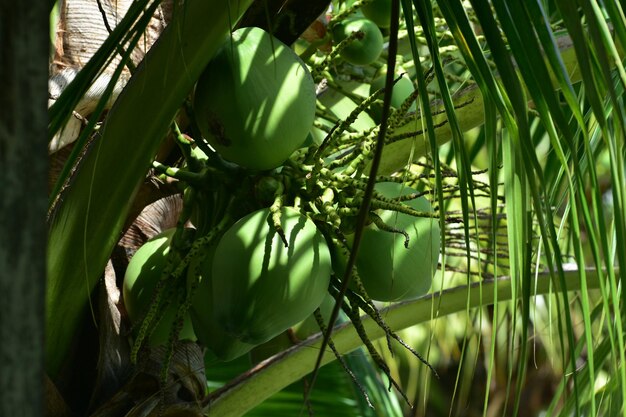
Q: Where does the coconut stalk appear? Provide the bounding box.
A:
[205,268,609,417]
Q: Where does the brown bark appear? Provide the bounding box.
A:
[53,0,171,73]
[49,0,173,152]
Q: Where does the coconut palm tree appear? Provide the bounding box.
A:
[40,0,625,416]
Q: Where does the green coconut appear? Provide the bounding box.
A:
[194,27,316,170]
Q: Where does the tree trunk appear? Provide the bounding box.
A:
[48,0,172,152]
[0,0,49,415]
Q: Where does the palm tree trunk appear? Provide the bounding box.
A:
[0,0,49,415]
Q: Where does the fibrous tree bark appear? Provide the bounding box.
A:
[49,0,172,152]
